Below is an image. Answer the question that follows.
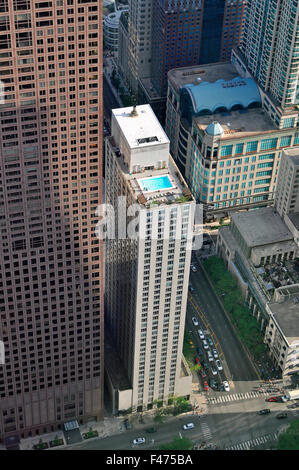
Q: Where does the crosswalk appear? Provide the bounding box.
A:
[207,390,270,405]
[200,420,212,441]
[225,432,278,450]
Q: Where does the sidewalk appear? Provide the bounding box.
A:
[19,415,125,451]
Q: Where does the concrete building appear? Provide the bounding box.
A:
[217,207,299,365]
[166,62,299,219]
[104,8,129,52]
[274,148,299,249]
[0,0,104,446]
[105,104,194,412]
[265,286,299,377]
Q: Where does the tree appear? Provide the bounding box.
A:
[277,420,299,450]
[159,437,193,450]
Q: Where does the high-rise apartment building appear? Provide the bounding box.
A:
[105,105,194,412]
[234,0,299,109]
[275,148,299,218]
[0,0,104,445]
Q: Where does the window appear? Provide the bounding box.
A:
[246,141,258,153]
[235,143,244,154]
[220,145,233,157]
[260,138,277,151]
[279,136,292,147]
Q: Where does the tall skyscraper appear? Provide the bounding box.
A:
[122,0,246,122]
[0,0,104,445]
[105,105,195,412]
[233,0,299,109]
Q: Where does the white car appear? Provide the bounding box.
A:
[198,329,205,339]
[223,381,230,392]
[183,423,194,430]
[215,359,223,371]
[192,317,199,326]
[202,339,209,350]
[207,350,214,362]
[191,265,197,273]
[211,365,218,375]
[212,348,219,359]
[133,437,145,445]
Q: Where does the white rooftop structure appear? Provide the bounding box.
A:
[111,104,170,173]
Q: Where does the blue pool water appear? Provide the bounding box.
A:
[139,175,173,192]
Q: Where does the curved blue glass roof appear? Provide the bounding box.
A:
[181,77,261,115]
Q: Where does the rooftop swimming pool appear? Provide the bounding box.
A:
[138,175,175,192]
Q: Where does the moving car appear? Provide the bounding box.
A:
[207,338,214,347]
[223,381,230,392]
[191,265,197,273]
[192,317,199,326]
[276,413,287,419]
[215,359,223,371]
[211,365,218,376]
[133,437,145,445]
[212,348,219,359]
[207,350,214,362]
[202,339,209,350]
[287,403,297,409]
[258,409,271,415]
[183,423,194,430]
[198,329,205,340]
[203,381,209,391]
[146,427,157,433]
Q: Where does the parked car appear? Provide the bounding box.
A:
[202,339,209,350]
[215,359,223,371]
[276,413,287,419]
[212,348,219,359]
[195,356,201,365]
[191,265,197,273]
[258,409,271,415]
[207,350,214,362]
[207,337,214,347]
[267,396,279,402]
[197,346,204,356]
[133,437,145,445]
[203,381,209,391]
[211,365,218,376]
[209,378,217,389]
[198,329,205,340]
[218,383,225,392]
[202,361,209,371]
[200,368,207,379]
[223,381,230,392]
[192,317,199,326]
[183,423,194,430]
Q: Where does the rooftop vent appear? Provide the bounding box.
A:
[137,136,158,145]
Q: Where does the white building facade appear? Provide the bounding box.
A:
[105,105,194,411]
